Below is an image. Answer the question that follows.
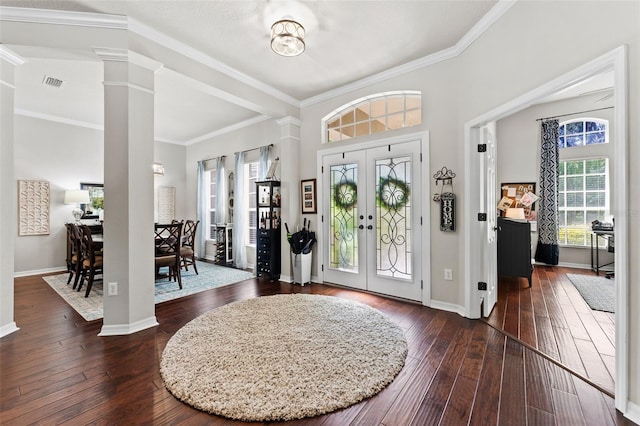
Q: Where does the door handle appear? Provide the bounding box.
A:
[359,225,364,230]
[367,225,373,230]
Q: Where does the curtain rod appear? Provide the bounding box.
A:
[201,155,226,163]
[234,143,273,155]
[536,106,613,122]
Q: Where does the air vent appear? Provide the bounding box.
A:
[42,76,64,88]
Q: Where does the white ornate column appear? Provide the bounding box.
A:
[276,116,301,281]
[0,46,24,338]
[94,48,163,336]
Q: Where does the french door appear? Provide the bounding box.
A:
[322,140,422,301]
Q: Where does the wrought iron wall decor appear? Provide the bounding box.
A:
[433,167,456,232]
[18,179,50,236]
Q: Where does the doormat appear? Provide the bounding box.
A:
[566,273,615,313]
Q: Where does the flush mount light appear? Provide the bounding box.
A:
[270,19,305,57]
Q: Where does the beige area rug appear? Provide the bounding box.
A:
[42,261,254,321]
[160,294,408,422]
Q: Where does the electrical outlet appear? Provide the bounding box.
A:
[108,282,118,296]
[444,269,453,281]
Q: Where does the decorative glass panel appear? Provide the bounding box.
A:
[330,163,359,272]
[375,156,412,280]
[323,91,422,143]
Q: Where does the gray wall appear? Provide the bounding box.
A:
[496,92,615,268]
[13,116,187,275]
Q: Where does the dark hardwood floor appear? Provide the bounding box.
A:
[1,271,632,425]
[486,266,616,397]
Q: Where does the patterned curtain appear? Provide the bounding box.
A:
[534,119,560,265]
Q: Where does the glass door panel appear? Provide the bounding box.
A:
[329,162,359,273]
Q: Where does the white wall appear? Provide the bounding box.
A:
[497,92,615,268]
[13,116,187,275]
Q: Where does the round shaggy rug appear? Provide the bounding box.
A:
[160,293,407,421]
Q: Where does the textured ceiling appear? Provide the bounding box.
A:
[2,0,497,100]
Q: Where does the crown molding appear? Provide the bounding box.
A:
[0,45,25,66]
[185,115,271,146]
[15,108,103,131]
[0,6,127,29]
[300,0,517,108]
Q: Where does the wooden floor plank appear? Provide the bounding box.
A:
[486,267,615,396]
[0,273,626,425]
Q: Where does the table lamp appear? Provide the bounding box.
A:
[505,207,526,220]
[64,189,90,223]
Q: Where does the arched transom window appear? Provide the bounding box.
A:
[322,91,422,143]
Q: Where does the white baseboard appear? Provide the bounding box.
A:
[625,401,640,425]
[98,316,159,336]
[429,300,466,316]
[14,266,66,278]
[0,322,20,338]
[554,262,591,270]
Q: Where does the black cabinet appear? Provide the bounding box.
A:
[215,224,232,266]
[255,181,281,280]
[497,217,532,287]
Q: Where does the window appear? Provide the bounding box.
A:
[246,161,258,245]
[205,166,217,240]
[557,118,609,247]
[322,91,421,143]
[558,118,608,148]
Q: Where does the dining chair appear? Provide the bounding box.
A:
[180,220,199,275]
[77,224,103,297]
[154,222,183,289]
[65,223,84,290]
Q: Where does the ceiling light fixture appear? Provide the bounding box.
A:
[270,19,305,57]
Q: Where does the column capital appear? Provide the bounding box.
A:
[276,116,302,128]
[92,48,164,73]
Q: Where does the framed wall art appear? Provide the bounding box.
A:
[18,179,50,236]
[301,178,317,214]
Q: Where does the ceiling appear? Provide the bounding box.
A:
[1,1,613,145]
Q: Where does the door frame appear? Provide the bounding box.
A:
[316,131,431,306]
[463,46,628,412]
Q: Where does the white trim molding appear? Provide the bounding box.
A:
[0,45,25,66]
[0,322,19,338]
[98,316,159,336]
[186,115,271,146]
[103,81,155,96]
[0,6,127,29]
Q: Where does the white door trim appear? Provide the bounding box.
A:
[316,131,431,306]
[463,46,629,415]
